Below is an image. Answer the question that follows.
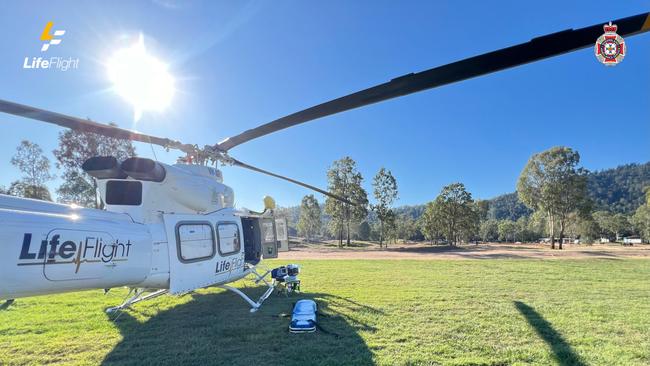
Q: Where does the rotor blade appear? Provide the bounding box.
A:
[228,157,359,206]
[0,99,195,153]
[216,12,650,151]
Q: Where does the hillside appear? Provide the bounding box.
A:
[488,161,650,220]
[588,162,650,213]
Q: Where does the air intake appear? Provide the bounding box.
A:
[121,157,166,182]
[82,156,127,179]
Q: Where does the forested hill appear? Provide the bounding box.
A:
[588,162,650,213]
[488,161,650,220]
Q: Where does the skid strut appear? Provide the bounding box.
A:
[106,288,169,314]
[218,268,276,312]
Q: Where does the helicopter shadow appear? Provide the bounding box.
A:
[514,301,587,366]
[102,287,374,366]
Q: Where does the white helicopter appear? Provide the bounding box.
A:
[0,12,648,314]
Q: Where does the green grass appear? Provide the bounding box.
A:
[1,259,649,365]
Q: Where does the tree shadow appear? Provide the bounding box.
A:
[102,288,374,366]
[514,301,587,366]
[384,245,534,259]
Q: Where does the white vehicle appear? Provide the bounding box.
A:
[1,12,648,314]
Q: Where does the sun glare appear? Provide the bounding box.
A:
[107,35,174,121]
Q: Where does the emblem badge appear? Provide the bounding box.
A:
[595,22,625,66]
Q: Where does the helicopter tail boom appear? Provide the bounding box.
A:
[0,195,156,300]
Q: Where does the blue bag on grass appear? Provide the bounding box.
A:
[289,299,317,333]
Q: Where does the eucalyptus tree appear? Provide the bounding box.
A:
[324,157,368,247]
[372,167,398,248]
[297,194,322,242]
[425,183,478,245]
[54,124,135,208]
[10,140,54,201]
[632,188,650,242]
[517,147,591,249]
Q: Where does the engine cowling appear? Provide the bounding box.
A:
[89,157,234,223]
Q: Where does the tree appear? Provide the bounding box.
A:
[475,199,490,221]
[480,219,499,242]
[396,214,418,242]
[297,195,322,242]
[428,183,478,245]
[517,146,591,249]
[10,140,54,201]
[528,210,548,240]
[6,180,52,201]
[53,126,135,208]
[324,157,369,247]
[357,221,371,241]
[382,210,398,244]
[515,216,533,242]
[498,220,517,242]
[574,214,600,244]
[631,187,650,242]
[372,167,398,248]
[593,211,614,239]
[419,201,441,244]
[593,211,631,241]
[610,213,631,241]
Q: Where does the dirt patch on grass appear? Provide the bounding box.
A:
[279,241,650,260]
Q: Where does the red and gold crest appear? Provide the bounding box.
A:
[595,22,625,66]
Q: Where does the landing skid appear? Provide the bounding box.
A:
[105,268,280,316]
[106,288,169,314]
[218,268,277,313]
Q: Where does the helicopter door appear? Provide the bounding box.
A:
[260,218,278,259]
[241,217,262,265]
[163,214,242,294]
[241,216,278,261]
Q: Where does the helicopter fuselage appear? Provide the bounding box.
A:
[0,158,280,301]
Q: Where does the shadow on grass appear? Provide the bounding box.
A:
[102,288,374,366]
[514,301,586,366]
[388,245,534,259]
[0,299,14,310]
[323,241,374,248]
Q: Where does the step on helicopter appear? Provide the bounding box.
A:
[0,12,648,313]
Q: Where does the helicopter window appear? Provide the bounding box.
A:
[176,222,215,262]
[260,219,276,243]
[217,222,240,256]
[105,180,142,205]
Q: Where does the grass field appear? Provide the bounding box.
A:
[1,259,649,365]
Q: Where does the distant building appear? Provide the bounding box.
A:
[623,236,642,245]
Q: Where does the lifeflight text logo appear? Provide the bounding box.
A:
[40,21,65,51]
[23,22,79,71]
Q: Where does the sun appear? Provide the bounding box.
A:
[107,35,174,121]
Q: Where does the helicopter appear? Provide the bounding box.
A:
[0,12,648,314]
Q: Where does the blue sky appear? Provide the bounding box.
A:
[0,1,648,210]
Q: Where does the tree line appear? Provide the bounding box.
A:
[1,126,135,206]
[2,137,648,247]
[292,147,650,247]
